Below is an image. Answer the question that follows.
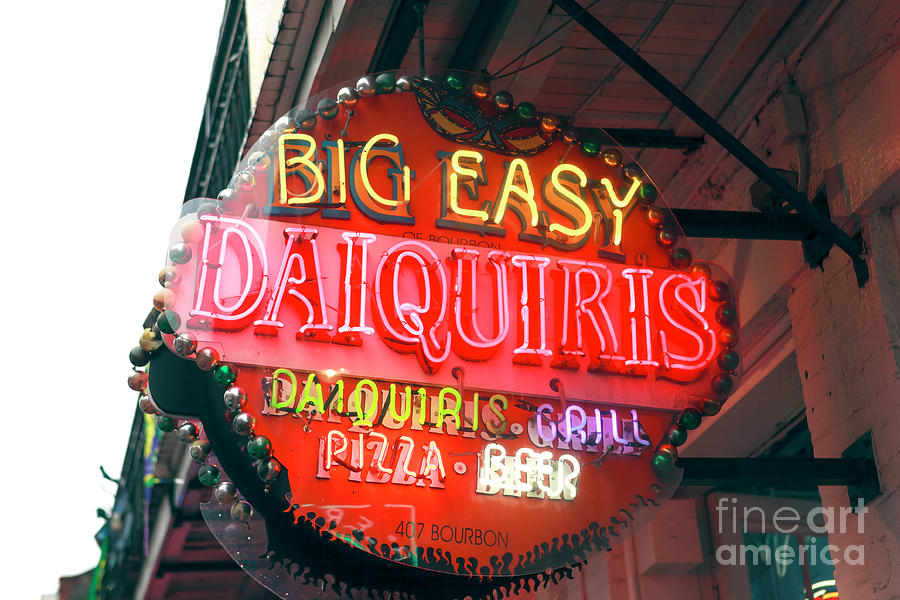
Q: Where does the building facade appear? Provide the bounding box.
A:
[102,1,899,599]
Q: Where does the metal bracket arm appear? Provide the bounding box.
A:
[672,209,815,241]
[678,457,880,495]
[551,0,869,286]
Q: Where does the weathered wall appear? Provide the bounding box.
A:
[772,1,900,595]
[642,0,900,597]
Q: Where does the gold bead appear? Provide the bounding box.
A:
[602,149,621,167]
[540,115,559,133]
[152,289,175,311]
[471,81,490,99]
[139,328,163,352]
[158,267,179,287]
[180,220,204,244]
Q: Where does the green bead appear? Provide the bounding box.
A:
[198,464,221,486]
[638,182,658,205]
[680,408,702,430]
[213,364,237,386]
[156,310,181,335]
[652,451,676,474]
[668,426,687,446]
[375,72,396,93]
[711,373,735,398]
[671,247,692,269]
[701,398,723,416]
[580,139,600,157]
[247,436,272,459]
[717,350,741,372]
[516,102,537,120]
[129,346,150,367]
[155,415,176,432]
[717,305,738,325]
[444,73,465,92]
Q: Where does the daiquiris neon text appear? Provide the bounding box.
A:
[183,217,716,380]
[261,369,652,501]
[276,133,641,251]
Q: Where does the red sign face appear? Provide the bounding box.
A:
[158,76,740,578]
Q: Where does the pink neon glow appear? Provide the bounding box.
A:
[622,268,659,367]
[631,409,651,446]
[557,259,620,359]
[254,227,332,336]
[191,215,269,326]
[338,232,376,335]
[592,409,604,445]
[511,255,552,358]
[451,248,510,359]
[658,274,716,373]
[317,430,450,486]
[173,217,729,403]
[608,409,629,445]
[374,240,451,370]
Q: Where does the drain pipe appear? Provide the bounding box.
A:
[777,79,810,194]
[783,0,844,76]
[892,205,900,266]
[414,2,426,74]
[623,537,643,600]
[778,0,844,197]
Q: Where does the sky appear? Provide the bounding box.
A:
[0,2,225,596]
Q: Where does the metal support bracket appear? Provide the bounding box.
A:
[592,128,704,151]
[672,209,816,241]
[369,0,431,73]
[551,0,869,286]
[842,432,881,507]
[678,458,880,502]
